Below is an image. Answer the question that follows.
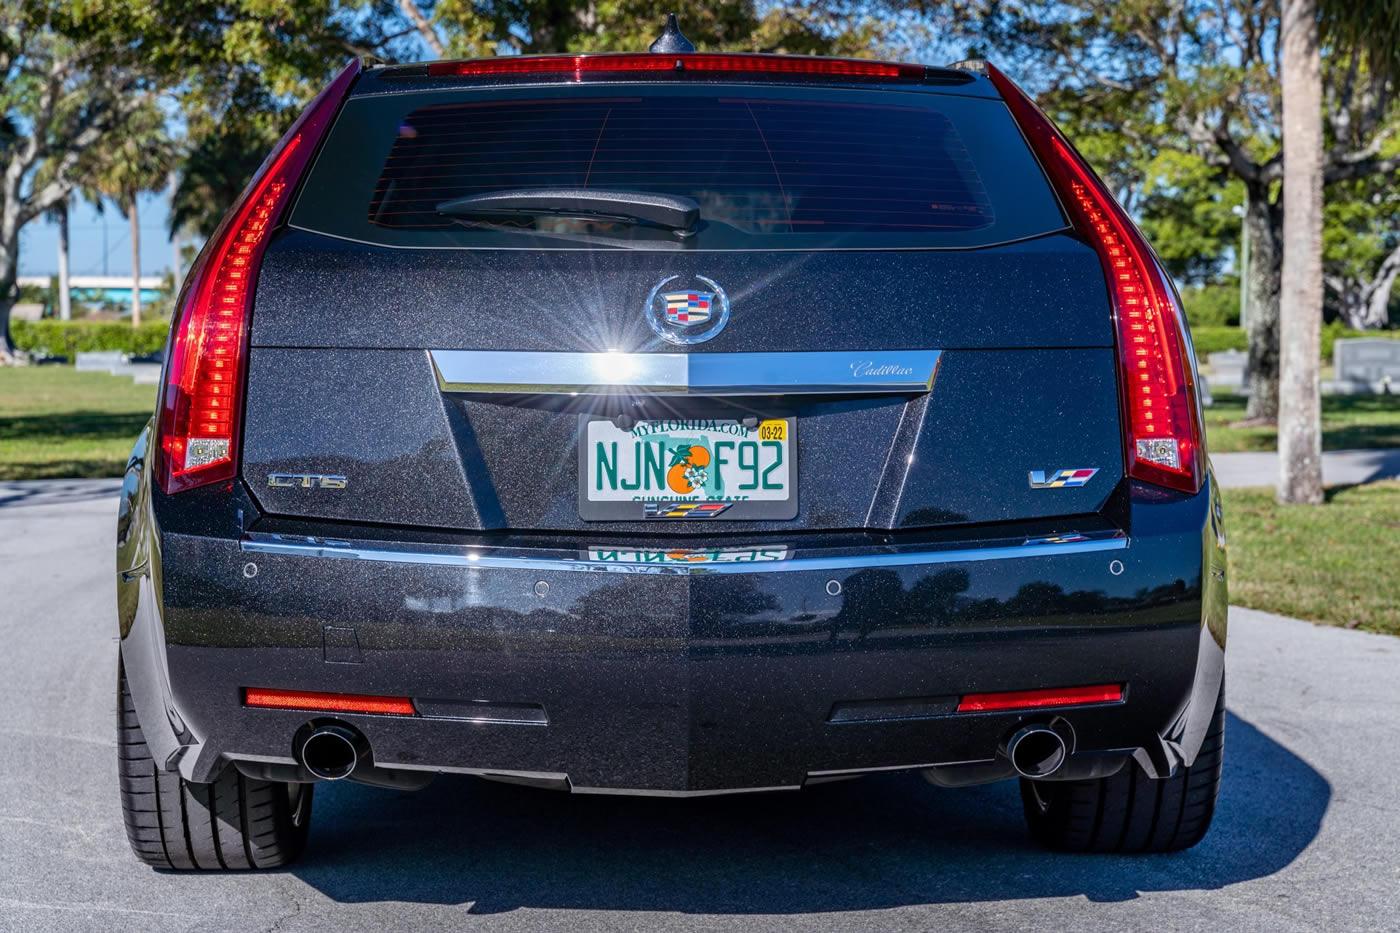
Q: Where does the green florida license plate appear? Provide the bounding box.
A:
[579,416,796,521]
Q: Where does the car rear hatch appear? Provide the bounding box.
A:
[239,66,1126,535]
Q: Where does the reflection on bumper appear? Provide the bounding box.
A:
[145,520,1216,791]
[238,528,1128,575]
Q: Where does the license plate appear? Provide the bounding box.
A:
[579,416,796,520]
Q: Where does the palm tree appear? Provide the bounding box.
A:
[89,105,174,328]
[1277,0,1400,505]
[1276,0,1325,505]
[43,198,72,320]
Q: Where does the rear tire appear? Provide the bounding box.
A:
[1019,679,1224,853]
[117,660,313,869]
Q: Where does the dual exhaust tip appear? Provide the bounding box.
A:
[300,717,1070,783]
[298,723,370,781]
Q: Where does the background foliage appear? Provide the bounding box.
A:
[12,319,169,357]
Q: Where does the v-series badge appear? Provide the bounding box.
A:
[267,473,347,489]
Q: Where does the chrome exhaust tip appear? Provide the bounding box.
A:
[298,723,369,781]
[1003,724,1068,779]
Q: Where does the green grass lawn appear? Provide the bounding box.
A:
[1222,483,1400,635]
[0,366,155,480]
[1206,392,1400,452]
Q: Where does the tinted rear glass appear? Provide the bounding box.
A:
[293,84,1065,250]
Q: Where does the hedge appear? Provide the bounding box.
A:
[11,319,170,360]
[1180,283,1240,328]
[1190,322,1400,365]
[1189,325,1248,359]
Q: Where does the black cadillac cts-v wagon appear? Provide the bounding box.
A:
[116,25,1227,869]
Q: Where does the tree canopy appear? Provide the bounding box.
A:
[935,0,1400,418]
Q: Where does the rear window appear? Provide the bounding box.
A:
[292,84,1065,250]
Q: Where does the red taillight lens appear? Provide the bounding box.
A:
[244,688,417,716]
[957,684,1123,713]
[428,53,925,80]
[156,60,361,494]
[987,64,1204,494]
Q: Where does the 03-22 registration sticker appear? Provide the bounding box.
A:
[578,416,796,521]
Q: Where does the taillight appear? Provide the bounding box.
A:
[427,52,926,80]
[988,64,1204,494]
[156,60,361,494]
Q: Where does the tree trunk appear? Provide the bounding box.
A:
[57,201,72,321]
[0,257,17,364]
[1366,257,1399,328]
[129,192,142,328]
[1244,186,1283,421]
[171,229,182,295]
[1329,269,1396,330]
[0,185,21,362]
[169,168,183,295]
[398,0,446,57]
[1337,242,1400,329]
[1277,0,1324,505]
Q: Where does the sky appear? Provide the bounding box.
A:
[18,189,180,279]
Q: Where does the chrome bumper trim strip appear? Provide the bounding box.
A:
[428,349,942,395]
[240,533,1127,576]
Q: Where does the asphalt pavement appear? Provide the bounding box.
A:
[2,479,1398,933]
[1210,447,1400,488]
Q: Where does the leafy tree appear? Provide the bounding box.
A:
[164,1,465,244]
[1317,9,1400,329]
[936,0,1400,424]
[0,2,158,360]
[1323,170,1400,329]
[169,88,284,240]
[2,1,430,359]
[421,0,918,58]
[1135,151,1244,285]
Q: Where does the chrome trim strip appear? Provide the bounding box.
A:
[240,533,1126,576]
[429,349,942,395]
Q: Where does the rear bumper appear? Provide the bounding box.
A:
[118,467,1227,793]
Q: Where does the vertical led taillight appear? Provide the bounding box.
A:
[988,64,1204,494]
[156,60,361,494]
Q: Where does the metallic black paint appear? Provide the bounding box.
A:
[119,423,1226,792]
[240,348,1123,532]
[116,70,1226,800]
[252,230,1103,352]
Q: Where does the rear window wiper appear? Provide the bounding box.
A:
[437,188,700,236]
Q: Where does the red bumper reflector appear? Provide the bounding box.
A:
[957,684,1123,713]
[244,688,416,717]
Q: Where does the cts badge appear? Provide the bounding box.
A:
[267,473,347,489]
[1028,468,1098,489]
